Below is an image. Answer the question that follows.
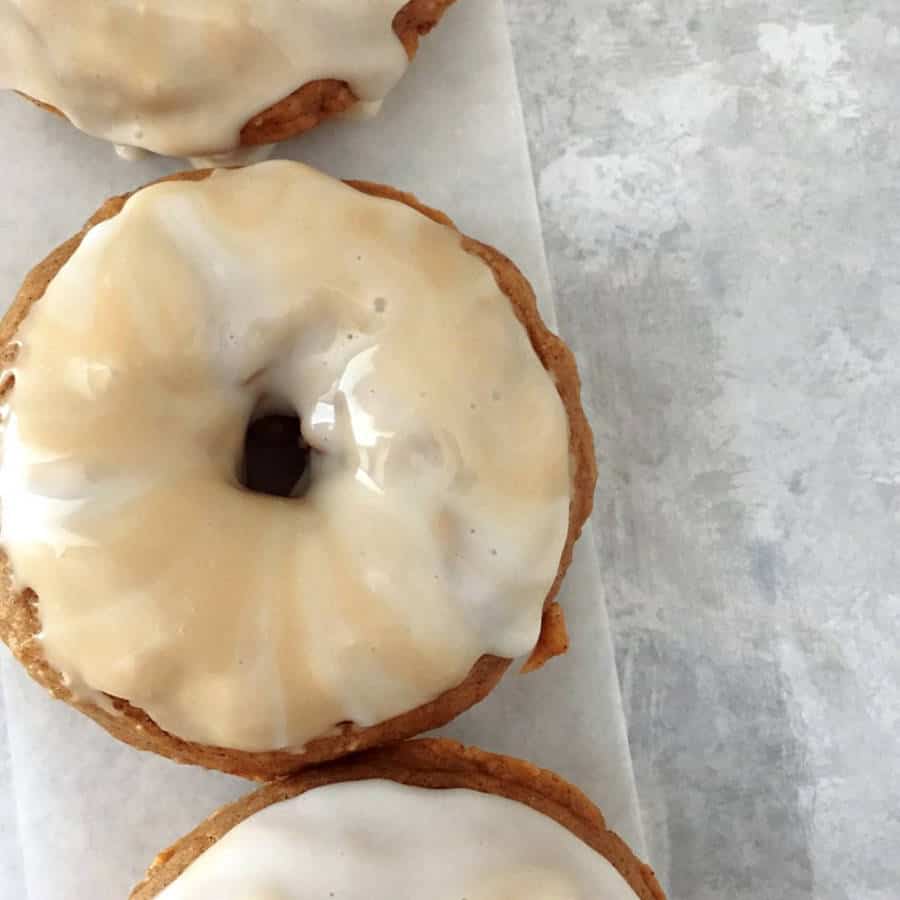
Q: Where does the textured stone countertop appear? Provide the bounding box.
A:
[506,2,900,898]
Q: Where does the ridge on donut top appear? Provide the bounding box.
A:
[131,740,665,900]
[0,0,457,162]
[0,161,597,779]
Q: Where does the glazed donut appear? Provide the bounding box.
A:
[0,161,596,778]
[0,1,456,161]
[130,740,665,900]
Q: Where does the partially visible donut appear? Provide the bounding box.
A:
[0,161,596,778]
[2,1,457,160]
[130,740,666,900]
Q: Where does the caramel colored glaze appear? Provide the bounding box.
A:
[0,169,595,778]
[130,740,664,900]
[14,0,457,152]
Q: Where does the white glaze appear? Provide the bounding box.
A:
[0,1,411,158]
[156,781,640,899]
[0,162,572,751]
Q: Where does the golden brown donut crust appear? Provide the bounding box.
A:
[0,169,597,779]
[21,0,458,148]
[130,739,665,900]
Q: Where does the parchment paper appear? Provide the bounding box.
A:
[0,3,644,897]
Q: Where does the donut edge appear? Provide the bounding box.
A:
[128,739,665,900]
[19,0,458,148]
[0,167,596,779]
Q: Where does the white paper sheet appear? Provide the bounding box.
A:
[0,3,644,897]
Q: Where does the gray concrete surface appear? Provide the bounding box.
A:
[506,2,900,898]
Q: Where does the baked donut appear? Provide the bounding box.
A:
[0,1,456,162]
[0,161,596,778]
[130,739,665,900]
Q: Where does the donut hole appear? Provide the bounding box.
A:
[240,411,310,498]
